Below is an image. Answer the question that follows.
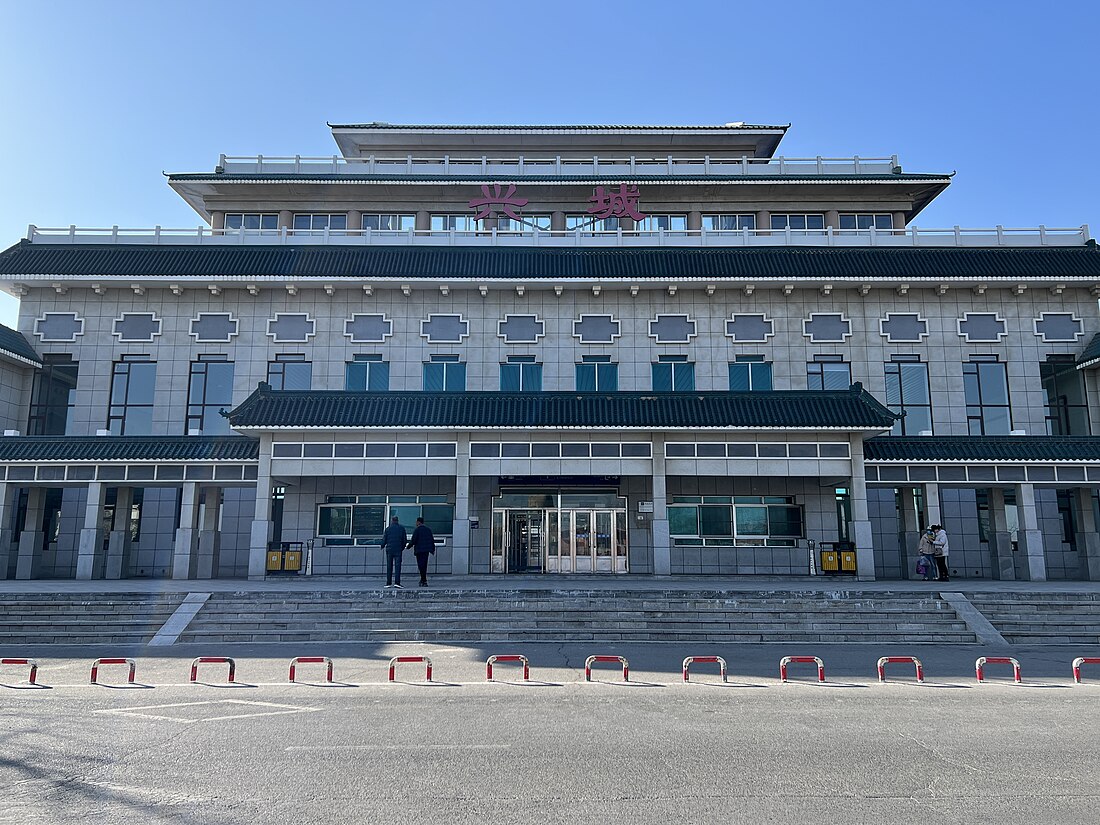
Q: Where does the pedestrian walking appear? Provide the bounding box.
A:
[931,524,950,582]
[916,527,937,581]
[407,516,437,587]
[380,515,408,588]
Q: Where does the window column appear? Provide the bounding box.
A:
[173,482,200,580]
[987,487,1016,580]
[196,487,222,580]
[652,435,670,575]
[896,487,922,581]
[248,435,275,581]
[105,486,134,580]
[76,482,107,580]
[922,482,942,529]
[0,483,14,580]
[451,433,471,575]
[848,436,875,580]
[1015,483,1047,581]
[1075,489,1100,581]
[16,487,45,580]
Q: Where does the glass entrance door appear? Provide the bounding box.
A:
[506,510,544,573]
[493,492,628,574]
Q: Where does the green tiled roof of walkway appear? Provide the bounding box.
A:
[0,323,40,366]
[227,384,899,430]
[1077,333,1100,370]
[3,240,1100,280]
[865,436,1100,462]
[0,436,259,462]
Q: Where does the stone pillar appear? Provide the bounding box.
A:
[651,434,670,575]
[1075,488,1100,581]
[450,433,471,575]
[172,483,200,580]
[347,209,362,234]
[848,436,875,581]
[76,482,107,580]
[210,211,225,230]
[16,487,45,580]
[825,209,840,229]
[987,487,1016,580]
[248,436,274,581]
[897,487,922,580]
[415,210,431,232]
[196,487,222,579]
[0,483,15,580]
[551,211,566,232]
[277,210,293,230]
[1015,483,1047,581]
[687,211,702,231]
[922,483,942,529]
[105,486,134,580]
[756,209,771,234]
[893,211,906,231]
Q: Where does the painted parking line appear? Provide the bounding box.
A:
[285,744,510,752]
[94,699,319,723]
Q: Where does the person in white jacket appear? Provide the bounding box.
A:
[931,525,950,582]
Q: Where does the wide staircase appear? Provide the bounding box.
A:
[176,589,976,644]
[968,593,1100,645]
[0,593,186,645]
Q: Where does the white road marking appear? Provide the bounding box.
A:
[95,698,318,723]
[285,744,510,752]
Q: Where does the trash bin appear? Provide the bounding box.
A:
[266,542,304,575]
[819,541,857,576]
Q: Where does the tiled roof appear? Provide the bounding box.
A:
[226,385,898,430]
[169,173,943,183]
[3,241,1100,281]
[327,123,790,131]
[0,323,41,366]
[0,436,259,462]
[864,436,1100,462]
[1077,332,1100,370]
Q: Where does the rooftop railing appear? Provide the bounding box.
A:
[26,224,1092,248]
[212,153,904,178]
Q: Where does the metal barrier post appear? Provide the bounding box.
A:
[1,658,39,685]
[90,658,137,685]
[876,656,925,683]
[584,655,629,682]
[486,655,530,681]
[682,656,727,683]
[388,655,433,682]
[1073,657,1100,684]
[779,655,826,683]
[189,656,237,683]
[289,656,334,683]
[975,656,1021,683]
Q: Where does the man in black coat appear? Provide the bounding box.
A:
[407,517,436,587]
[380,516,408,588]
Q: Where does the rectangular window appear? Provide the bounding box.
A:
[267,354,312,391]
[963,356,1012,435]
[362,213,416,231]
[566,214,621,233]
[729,355,772,391]
[838,213,894,232]
[500,355,542,392]
[224,213,278,232]
[576,355,618,392]
[770,213,825,232]
[1040,355,1090,435]
[807,356,851,391]
[108,356,156,435]
[28,355,78,436]
[885,356,932,435]
[636,214,688,235]
[187,356,234,435]
[345,354,389,391]
[430,214,480,233]
[293,213,347,234]
[702,214,756,232]
[495,215,552,233]
[424,354,466,392]
[652,355,695,392]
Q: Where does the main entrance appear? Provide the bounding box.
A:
[491,490,628,574]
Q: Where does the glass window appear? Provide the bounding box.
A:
[735,505,768,536]
[345,354,389,391]
[668,506,699,536]
[699,505,733,537]
[807,356,851,391]
[576,355,618,392]
[431,214,480,233]
[108,356,156,435]
[28,355,78,436]
[770,214,826,232]
[187,357,234,434]
[500,356,542,392]
[267,354,312,391]
[838,213,894,231]
[495,215,551,233]
[885,357,932,435]
[729,356,772,391]
[636,215,688,234]
[292,213,347,234]
[362,214,416,231]
[1040,355,1090,435]
[424,355,466,392]
[566,214,621,233]
[652,355,695,392]
[702,214,756,231]
[963,357,1012,435]
[224,213,278,232]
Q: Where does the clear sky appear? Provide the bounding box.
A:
[1,0,1097,327]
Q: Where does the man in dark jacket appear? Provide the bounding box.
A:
[407,517,436,587]
[380,516,408,588]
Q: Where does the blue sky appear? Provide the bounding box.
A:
[1,0,1097,327]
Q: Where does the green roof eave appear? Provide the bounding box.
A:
[0,323,41,367]
[1076,332,1100,370]
[865,436,1100,463]
[0,435,259,463]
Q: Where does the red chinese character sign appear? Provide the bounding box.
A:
[468,184,529,221]
[587,184,647,221]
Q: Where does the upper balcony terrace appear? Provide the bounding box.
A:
[211,153,904,179]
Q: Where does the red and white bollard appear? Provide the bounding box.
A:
[486,655,530,681]
[289,656,334,683]
[779,656,825,683]
[682,656,727,683]
[189,656,236,683]
[90,658,137,685]
[975,656,1021,684]
[388,656,432,682]
[1,658,39,685]
[1072,657,1100,684]
[585,655,629,682]
[877,656,925,684]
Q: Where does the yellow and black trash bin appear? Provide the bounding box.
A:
[266,542,304,575]
[819,541,857,575]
